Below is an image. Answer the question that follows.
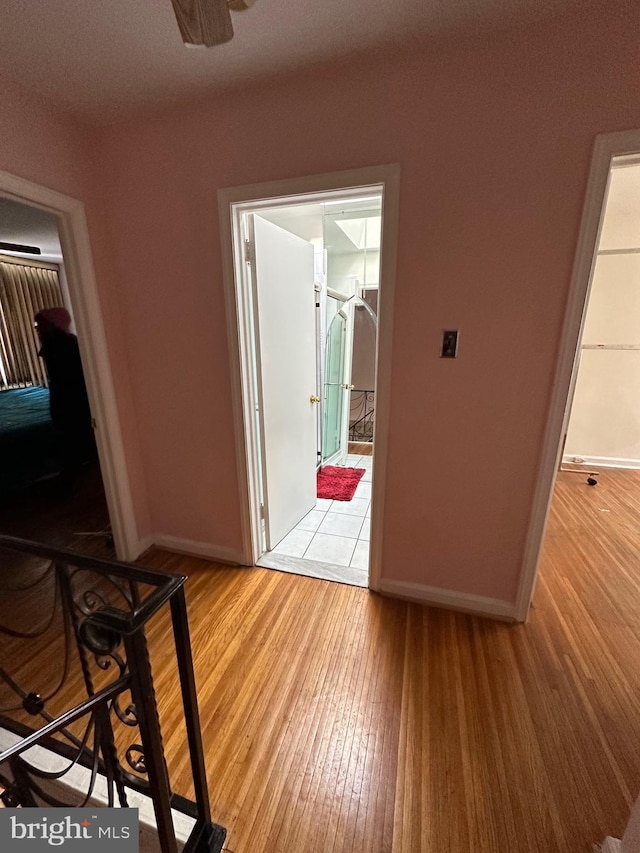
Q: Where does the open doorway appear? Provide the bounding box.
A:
[219,166,400,589]
[0,169,139,561]
[0,197,112,556]
[561,160,640,475]
[517,130,640,620]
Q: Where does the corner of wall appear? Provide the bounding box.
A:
[378,578,517,621]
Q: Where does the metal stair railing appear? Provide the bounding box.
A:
[0,534,226,853]
[348,389,375,443]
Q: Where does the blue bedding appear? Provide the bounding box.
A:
[0,387,60,494]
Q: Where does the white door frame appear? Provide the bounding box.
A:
[218,165,400,589]
[515,128,640,621]
[0,169,140,560]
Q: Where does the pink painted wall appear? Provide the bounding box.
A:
[84,3,640,600]
[2,79,87,200]
[0,79,151,541]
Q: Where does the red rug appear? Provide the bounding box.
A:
[317,465,366,501]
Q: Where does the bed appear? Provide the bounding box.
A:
[0,386,60,496]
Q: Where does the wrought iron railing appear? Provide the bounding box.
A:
[0,535,226,853]
[349,389,375,443]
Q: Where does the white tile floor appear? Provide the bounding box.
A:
[265,454,372,585]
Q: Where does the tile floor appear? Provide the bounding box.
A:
[260,455,372,587]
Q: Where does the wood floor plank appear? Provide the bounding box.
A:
[4,469,640,850]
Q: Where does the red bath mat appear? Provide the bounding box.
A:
[317,465,366,501]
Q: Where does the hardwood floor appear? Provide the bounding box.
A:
[139,469,640,852]
[3,468,640,851]
[348,441,373,457]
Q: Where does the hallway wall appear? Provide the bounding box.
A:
[87,2,640,603]
[0,78,152,545]
[4,3,640,605]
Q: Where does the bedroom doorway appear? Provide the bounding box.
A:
[0,198,112,555]
[517,129,640,620]
[219,165,400,590]
[0,169,139,560]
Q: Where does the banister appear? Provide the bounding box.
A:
[0,536,226,853]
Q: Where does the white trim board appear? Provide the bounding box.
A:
[218,164,400,593]
[0,169,140,561]
[379,579,516,621]
[516,128,640,622]
[135,534,156,557]
[562,455,640,470]
[257,551,368,587]
[152,534,245,566]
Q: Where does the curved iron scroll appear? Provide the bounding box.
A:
[0,535,225,853]
[349,389,375,442]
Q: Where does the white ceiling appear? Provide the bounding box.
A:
[0,0,602,124]
[259,195,382,253]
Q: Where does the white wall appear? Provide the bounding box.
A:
[327,250,380,290]
[564,166,640,469]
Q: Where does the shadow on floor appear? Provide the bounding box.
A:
[0,462,113,558]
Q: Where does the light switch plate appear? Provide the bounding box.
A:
[441,329,459,358]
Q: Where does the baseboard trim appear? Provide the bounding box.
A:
[562,454,640,470]
[378,579,517,621]
[152,534,246,566]
[131,534,155,560]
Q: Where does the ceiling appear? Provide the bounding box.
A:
[259,195,382,254]
[0,0,598,124]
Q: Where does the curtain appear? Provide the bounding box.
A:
[0,260,64,389]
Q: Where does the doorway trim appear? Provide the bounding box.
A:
[218,164,400,588]
[515,128,640,621]
[0,169,140,560]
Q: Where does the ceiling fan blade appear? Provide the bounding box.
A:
[171,0,234,47]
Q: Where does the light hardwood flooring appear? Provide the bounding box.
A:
[348,441,373,457]
[140,469,640,853]
[3,468,640,851]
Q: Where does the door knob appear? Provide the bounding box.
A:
[310,395,321,403]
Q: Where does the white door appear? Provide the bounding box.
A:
[249,214,318,550]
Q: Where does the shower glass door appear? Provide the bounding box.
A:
[322,304,346,461]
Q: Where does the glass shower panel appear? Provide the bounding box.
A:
[322,309,346,460]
